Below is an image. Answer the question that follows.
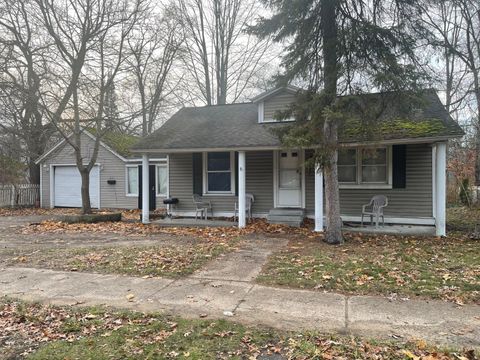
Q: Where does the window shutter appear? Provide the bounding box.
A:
[192,153,203,195]
[392,145,406,189]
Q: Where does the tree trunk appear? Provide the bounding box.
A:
[321,0,343,244]
[474,87,480,187]
[29,162,40,185]
[79,168,92,215]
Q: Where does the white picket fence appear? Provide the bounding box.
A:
[0,184,40,207]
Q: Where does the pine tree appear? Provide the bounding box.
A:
[252,0,428,244]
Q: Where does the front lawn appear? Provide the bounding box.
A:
[257,232,480,304]
[447,206,480,232]
[1,299,476,359]
[7,241,236,278]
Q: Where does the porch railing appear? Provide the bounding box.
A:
[0,184,40,207]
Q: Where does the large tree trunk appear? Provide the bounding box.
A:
[321,0,343,244]
[323,121,343,244]
[79,168,92,215]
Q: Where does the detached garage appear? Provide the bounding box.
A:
[53,166,100,208]
[36,130,168,210]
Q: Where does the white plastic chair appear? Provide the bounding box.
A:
[361,195,388,228]
[234,193,255,222]
[192,194,212,220]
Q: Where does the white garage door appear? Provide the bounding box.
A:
[54,166,99,208]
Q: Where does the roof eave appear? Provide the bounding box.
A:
[130,134,463,154]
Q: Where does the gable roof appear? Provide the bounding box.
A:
[132,90,464,153]
[252,85,302,103]
[36,129,140,164]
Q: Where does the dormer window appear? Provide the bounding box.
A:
[253,85,300,123]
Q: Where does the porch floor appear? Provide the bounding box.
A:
[343,222,435,236]
[152,217,236,228]
[150,217,435,235]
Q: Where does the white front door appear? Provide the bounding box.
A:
[277,150,302,207]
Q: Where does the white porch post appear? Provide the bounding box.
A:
[314,164,324,232]
[142,154,150,224]
[238,151,246,228]
[435,142,447,236]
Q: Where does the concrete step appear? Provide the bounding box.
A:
[268,208,305,216]
[267,208,305,227]
[268,219,303,227]
[267,215,305,223]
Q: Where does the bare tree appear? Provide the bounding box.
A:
[176,0,274,105]
[424,0,480,187]
[35,0,144,214]
[0,0,52,184]
[127,7,183,136]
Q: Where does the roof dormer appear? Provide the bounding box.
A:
[252,85,301,123]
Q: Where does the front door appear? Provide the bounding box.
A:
[277,150,302,207]
[138,165,156,210]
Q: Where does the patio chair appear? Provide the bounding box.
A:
[192,194,212,220]
[234,193,255,223]
[361,195,388,228]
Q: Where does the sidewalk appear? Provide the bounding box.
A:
[1,266,479,349]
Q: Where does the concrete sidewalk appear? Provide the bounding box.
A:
[1,266,479,349]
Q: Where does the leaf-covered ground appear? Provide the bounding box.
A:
[7,218,312,278]
[257,232,480,304]
[7,241,235,278]
[1,299,477,360]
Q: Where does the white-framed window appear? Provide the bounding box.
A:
[126,165,139,196]
[338,148,357,184]
[338,147,392,188]
[156,164,168,197]
[203,151,235,194]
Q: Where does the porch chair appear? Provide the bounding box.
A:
[234,193,255,223]
[361,195,388,228]
[192,194,212,220]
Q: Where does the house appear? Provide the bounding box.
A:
[131,86,464,236]
[36,130,168,210]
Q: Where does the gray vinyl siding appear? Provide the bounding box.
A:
[168,151,274,215]
[263,90,296,121]
[40,133,166,209]
[305,143,433,218]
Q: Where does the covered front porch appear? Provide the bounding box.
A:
[139,142,447,236]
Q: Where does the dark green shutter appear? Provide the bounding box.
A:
[392,145,406,189]
[192,153,203,195]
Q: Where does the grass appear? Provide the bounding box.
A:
[8,241,236,278]
[447,206,480,232]
[256,231,480,304]
[1,298,475,360]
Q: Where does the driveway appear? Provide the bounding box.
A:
[0,215,205,263]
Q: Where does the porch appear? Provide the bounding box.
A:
[152,217,236,228]
[139,142,447,236]
[147,215,435,235]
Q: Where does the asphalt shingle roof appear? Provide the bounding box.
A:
[132,90,464,152]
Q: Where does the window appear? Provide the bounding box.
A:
[126,166,138,196]
[204,152,234,193]
[338,147,390,187]
[338,149,357,183]
[361,148,387,183]
[156,164,168,196]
